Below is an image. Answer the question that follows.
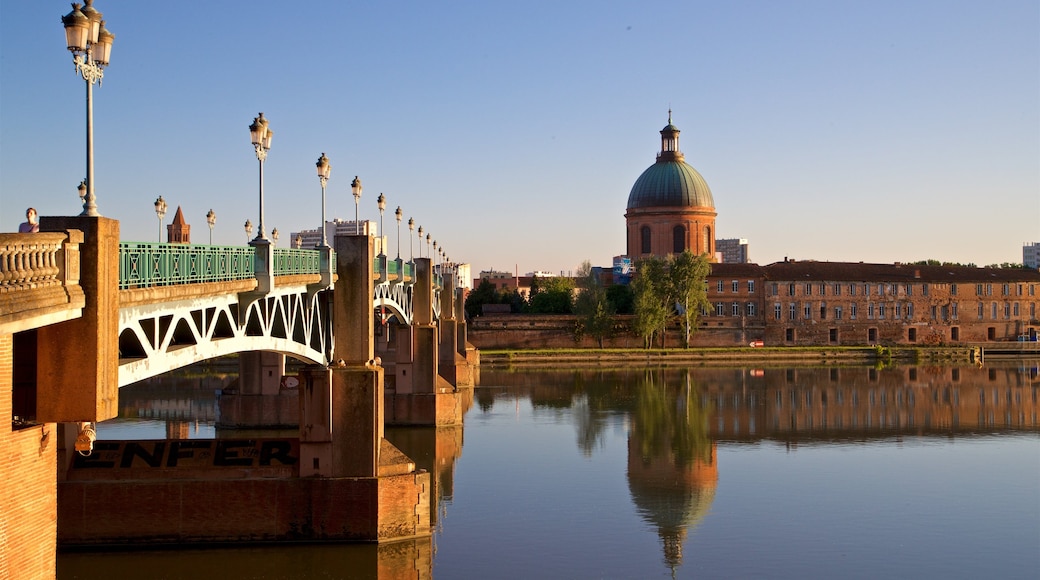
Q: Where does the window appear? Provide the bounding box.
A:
[789,303,797,320]
[951,327,959,341]
[820,302,827,320]
[879,304,886,319]
[833,283,841,296]
[1013,302,1020,317]
[717,280,724,292]
[878,284,884,296]
[906,303,913,318]
[908,328,917,342]
[774,303,782,320]
[1002,283,1009,296]
[952,302,958,320]
[1031,303,1036,318]
[673,225,685,254]
[1017,284,1023,296]
[747,302,756,317]
[732,302,740,316]
[1030,285,1035,297]
[819,283,826,296]
[951,283,957,296]
[922,283,929,296]
[931,305,937,320]
[978,303,984,319]
[732,280,739,293]
[805,283,812,296]
[835,306,843,320]
[804,303,812,319]
[850,303,857,320]
[892,302,900,320]
[991,302,998,319]
[849,284,856,296]
[715,303,724,316]
[748,280,755,293]
[868,328,877,342]
[1003,303,1010,319]
[829,328,839,343]
[987,284,993,296]
[905,283,913,296]
[770,282,778,296]
[868,302,875,319]
[788,283,796,296]
[640,226,651,254]
[786,328,795,342]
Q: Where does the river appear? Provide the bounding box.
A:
[58,362,1040,579]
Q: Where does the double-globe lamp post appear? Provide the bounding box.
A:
[62,0,115,217]
[351,176,363,235]
[316,153,331,248]
[376,194,386,254]
[395,206,402,260]
[244,219,252,244]
[248,113,273,243]
[408,217,414,261]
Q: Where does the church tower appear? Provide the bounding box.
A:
[167,206,191,244]
[625,112,717,260]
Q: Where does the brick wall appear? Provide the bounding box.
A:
[0,332,58,580]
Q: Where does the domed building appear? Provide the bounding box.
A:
[625,113,717,260]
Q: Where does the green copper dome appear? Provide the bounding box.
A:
[627,160,714,209]
[627,114,715,210]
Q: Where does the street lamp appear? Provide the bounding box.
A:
[315,152,331,247]
[153,195,167,243]
[394,206,402,259]
[417,225,423,257]
[206,209,216,245]
[77,180,87,206]
[272,228,279,246]
[351,176,362,234]
[376,193,386,253]
[426,233,431,258]
[244,219,252,243]
[432,240,438,268]
[294,234,303,249]
[408,217,414,261]
[62,0,114,217]
[248,112,273,241]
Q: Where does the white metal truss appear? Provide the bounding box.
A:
[117,285,331,387]
[374,280,413,325]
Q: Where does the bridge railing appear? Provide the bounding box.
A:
[119,243,338,289]
[0,231,84,330]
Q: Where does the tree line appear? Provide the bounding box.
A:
[464,251,712,348]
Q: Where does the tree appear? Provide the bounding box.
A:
[574,260,615,347]
[668,251,711,348]
[631,256,670,348]
[528,276,574,314]
[606,283,634,315]
[464,278,499,319]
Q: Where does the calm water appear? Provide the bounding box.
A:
[59,363,1040,579]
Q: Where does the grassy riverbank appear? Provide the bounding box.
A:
[479,345,976,368]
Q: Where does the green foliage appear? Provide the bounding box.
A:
[668,251,712,348]
[464,278,500,318]
[528,275,574,314]
[606,284,634,315]
[573,260,615,347]
[631,256,670,348]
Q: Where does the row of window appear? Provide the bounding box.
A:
[745,282,1040,298]
[705,301,1038,321]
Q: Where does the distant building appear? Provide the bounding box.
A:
[715,238,749,263]
[291,219,382,253]
[1024,242,1040,270]
[167,206,190,244]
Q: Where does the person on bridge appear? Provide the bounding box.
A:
[18,207,38,233]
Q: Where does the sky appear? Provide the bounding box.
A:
[1,1,1038,277]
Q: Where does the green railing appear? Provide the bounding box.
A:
[120,243,256,289]
[273,248,333,276]
[376,256,415,280]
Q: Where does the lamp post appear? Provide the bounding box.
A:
[77,180,87,206]
[272,228,279,246]
[294,234,303,249]
[248,112,273,242]
[351,176,362,234]
[408,217,414,261]
[376,193,386,253]
[316,152,331,247]
[153,195,167,243]
[432,240,438,269]
[417,226,423,257]
[206,209,216,245]
[244,219,252,243]
[426,233,431,259]
[62,0,114,218]
[394,206,402,260]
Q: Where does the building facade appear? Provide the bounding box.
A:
[715,238,749,264]
[1023,242,1040,270]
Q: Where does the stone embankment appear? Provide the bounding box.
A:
[480,347,976,369]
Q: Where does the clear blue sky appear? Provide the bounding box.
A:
[2,1,1037,276]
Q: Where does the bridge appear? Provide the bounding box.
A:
[0,215,478,562]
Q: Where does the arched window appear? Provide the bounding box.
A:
[640,226,651,254]
[673,225,685,254]
[703,226,712,254]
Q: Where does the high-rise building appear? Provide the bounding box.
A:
[1024,242,1040,270]
[290,219,381,252]
[716,238,749,263]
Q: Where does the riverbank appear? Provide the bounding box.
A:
[479,346,977,369]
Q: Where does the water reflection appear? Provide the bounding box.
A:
[67,362,1039,579]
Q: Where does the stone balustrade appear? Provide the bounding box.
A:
[0,231,85,332]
